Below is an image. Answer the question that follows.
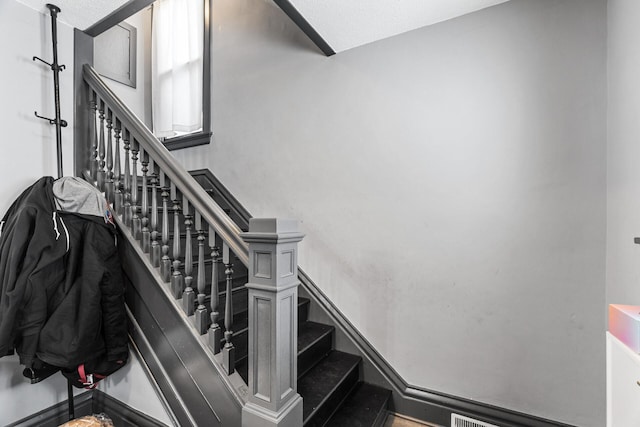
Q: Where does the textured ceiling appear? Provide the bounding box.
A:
[15,0,511,52]
[15,0,128,30]
[292,0,511,52]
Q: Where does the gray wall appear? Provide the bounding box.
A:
[0,1,78,423]
[0,0,75,214]
[173,0,607,425]
[0,2,170,424]
[606,1,640,306]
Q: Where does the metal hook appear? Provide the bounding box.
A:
[34,111,55,125]
[34,111,67,127]
[33,56,52,68]
[33,56,65,72]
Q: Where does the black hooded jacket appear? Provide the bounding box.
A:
[0,177,127,368]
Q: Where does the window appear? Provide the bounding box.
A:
[152,0,212,149]
[88,0,212,150]
[152,0,202,138]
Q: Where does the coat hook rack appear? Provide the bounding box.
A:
[33,3,66,179]
[30,6,73,418]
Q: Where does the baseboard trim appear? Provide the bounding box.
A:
[6,389,168,427]
[7,392,93,427]
[125,310,182,427]
[91,389,170,427]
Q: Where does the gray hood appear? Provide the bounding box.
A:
[52,177,111,223]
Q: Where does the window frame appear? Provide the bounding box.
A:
[85,0,213,151]
[158,0,213,151]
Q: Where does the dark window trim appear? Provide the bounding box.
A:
[85,0,213,150]
[202,0,212,135]
[162,131,212,151]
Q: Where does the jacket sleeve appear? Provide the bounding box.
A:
[0,209,34,355]
[97,229,128,361]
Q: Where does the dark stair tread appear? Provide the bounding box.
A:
[217,282,249,299]
[298,321,334,353]
[218,296,308,340]
[231,320,324,352]
[228,297,317,384]
[298,321,334,378]
[236,357,248,384]
[229,304,317,346]
[299,296,310,306]
[220,311,249,335]
[298,351,361,424]
[299,297,310,324]
[324,382,391,427]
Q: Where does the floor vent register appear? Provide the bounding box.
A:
[451,413,499,427]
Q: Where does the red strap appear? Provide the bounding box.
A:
[78,364,86,384]
[78,364,98,389]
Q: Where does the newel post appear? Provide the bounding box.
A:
[241,218,304,427]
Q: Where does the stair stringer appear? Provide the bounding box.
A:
[117,214,247,427]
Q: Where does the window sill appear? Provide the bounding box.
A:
[162,131,212,151]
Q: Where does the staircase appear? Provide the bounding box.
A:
[154,193,391,425]
[191,169,392,426]
[77,64,392,426]
[144,194,391,425]
[72,51,593,427]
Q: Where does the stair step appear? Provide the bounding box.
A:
[231,329,248,367]
[218,285,248,309]
[233,299,324,382]
[219,306,249,335]
[324,382,391,427]
[189,285,247,320]
[233,320,333,365]
[298,321,334,377]
[299,351,361,426]
[299,297,310,324]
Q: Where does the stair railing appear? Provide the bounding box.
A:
[77,65,304,426]
[79,63,247,370]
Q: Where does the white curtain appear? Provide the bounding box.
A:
[151,0,203,138]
